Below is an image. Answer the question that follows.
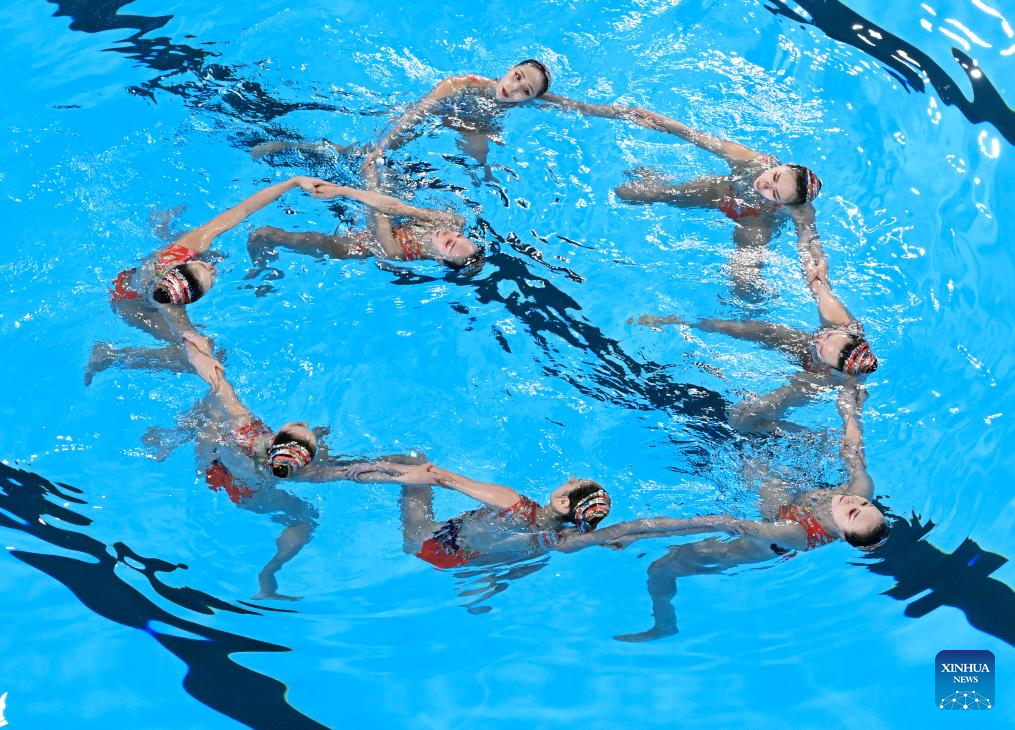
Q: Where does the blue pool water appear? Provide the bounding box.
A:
[1,0,1013,727]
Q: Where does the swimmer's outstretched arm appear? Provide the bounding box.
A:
[619,106,762,164]
[172,176,328,254]
[537,95,652,121]
[293,452,430,483]
[327,461,523,510]
[181,335,254,429]
[425,465,522,510]
[363,75,492,168]
[789,206,859,329]
[159,299,201,337]
[556,515,743,552]
[309,181,464,229]
[635,315,809,357]
[837,383,873,498]
[559,515,806,552]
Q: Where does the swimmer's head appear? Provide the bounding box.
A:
[814,330,879,375]
[753,164,822,205]
[495,59,550,103]
[426,229,484,271]
[548,478,611,532]
[831,494,890,551]
[152,261,216,305]
[267,422,318,478]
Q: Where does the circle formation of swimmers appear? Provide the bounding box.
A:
[87,59,888,638]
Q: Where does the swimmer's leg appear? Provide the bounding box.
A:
[110,297,177,342]
[253,520,314,601]
[247,227,367,268]
[400,485,437,555]
[250,138,353,161]
[245,490,319,602]
[728,223,775,304]
[614,171,724,207]
[614,536,774,643]
[149,204,188,243]
[728,371,830,434]
[85,343,190,385]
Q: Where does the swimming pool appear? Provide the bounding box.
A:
[1,0,1012,727]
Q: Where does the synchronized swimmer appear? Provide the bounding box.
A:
[91,57,888,632]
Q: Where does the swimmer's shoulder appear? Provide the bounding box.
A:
[440,74,494,94]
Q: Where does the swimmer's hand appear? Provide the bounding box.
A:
[289,176,332,193]
[385,461,439,485]
[307,183,349,200]
[626,106,668,132]
[803,256,829,286]
[361,147,384,168]
[182,331,224,390]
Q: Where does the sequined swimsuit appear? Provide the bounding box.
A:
[769,504,836,555]
[416,496,560,569]
[110,243,199,302]
[204,419,273,504]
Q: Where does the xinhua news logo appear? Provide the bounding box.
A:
[936,650,994,710]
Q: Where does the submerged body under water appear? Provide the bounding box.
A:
[1,0,1013,727]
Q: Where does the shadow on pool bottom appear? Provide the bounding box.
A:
[0,462,326,729]
[1,461,1012,727]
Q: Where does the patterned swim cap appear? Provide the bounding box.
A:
[569,485,612,532]
[841,340,878,375]
[268,439,316,478]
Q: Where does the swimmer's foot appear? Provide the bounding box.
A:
[84,343,116,386]
[249,225,283,242]
[614,626,678,643]
[251,591,302,602]
[141,425,193,462]
[626,166,669,184]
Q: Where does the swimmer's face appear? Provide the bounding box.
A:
[814,330,853,368]
[496,64,544,103]
[428,229,480,265]
[830,494,885,536]
[753,164,800,204]
[548,477,584,517]
[189,260,218,291]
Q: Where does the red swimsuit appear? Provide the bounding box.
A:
[204,419,273,504]
[778,504,836,550]
[416,496,559,569]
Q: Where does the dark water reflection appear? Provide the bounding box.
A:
[0,462,329,729]
[766,0,1014,144]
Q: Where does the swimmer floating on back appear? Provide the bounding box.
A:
[339,460,613,568]
[360,59,667,176]
[86,176,328,384]
[361,59,554,172]
[635,227,878,432]
[614,107,824,301]
[247,164,484,275]
[605,382,889,642]
[343,460,773,568]
[143,334,427,600]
